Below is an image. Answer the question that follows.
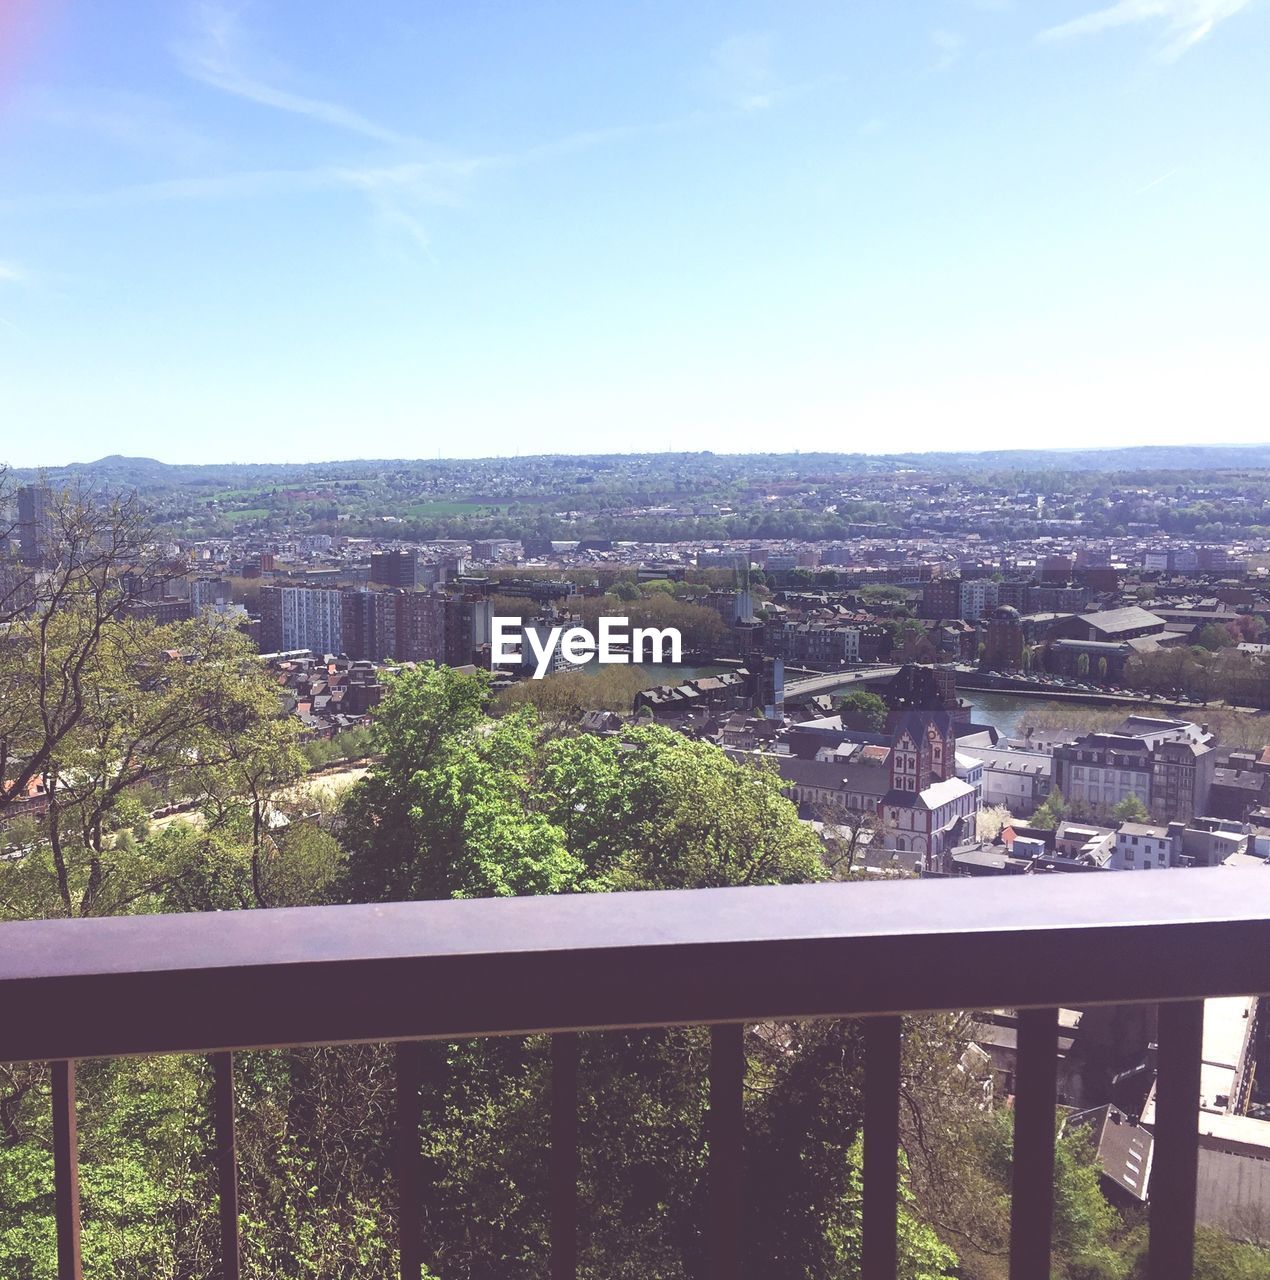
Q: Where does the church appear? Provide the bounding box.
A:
[878,706,980,873]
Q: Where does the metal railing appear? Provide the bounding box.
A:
[3,866,1269,1279]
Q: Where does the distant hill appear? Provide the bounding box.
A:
[8,441,1270,486]
[71,455,171,474]
[882,443,1270,473]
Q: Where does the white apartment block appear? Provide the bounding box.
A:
[959,578,999,622]
[280,587,343,654]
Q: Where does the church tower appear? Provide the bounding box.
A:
[888,710,956,795]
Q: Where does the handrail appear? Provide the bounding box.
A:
[3,866,1269,1063]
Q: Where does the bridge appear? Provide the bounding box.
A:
[783,665,901,701]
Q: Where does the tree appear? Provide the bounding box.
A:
[492,665,652,724]
[1,611,297,918]
[335,667,840,1277]
[0,482,170,824]
[812,800,876,878]
[1031,788,1066,830]
[1197,623,1232,652]
[976,804,1013,842]
[1113,794,1149,824]
[837,690,887,731]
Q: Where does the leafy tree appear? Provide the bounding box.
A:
[838,690,887,731]
[0,612,296,918]
[1032,788,1067,830]
[1112,794,1149,824]
[492,666,652,724]
[1196,623,1232,652]
[977,804,1014,842]
[0,483,167,824]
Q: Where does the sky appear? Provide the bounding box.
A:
[0,0,1267,467]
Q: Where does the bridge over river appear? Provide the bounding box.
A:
[782,665,902,700]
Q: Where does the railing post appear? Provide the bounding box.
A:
[551,1033,579,1280]
[396,1042,426,1280]
[1149,1001,1203,1280]
[1009,1007,1058,1280]
[863,1017,902,1280]
[709,1024,744,1280]
[51,1060,82,1280]
[212,1052,240,1280]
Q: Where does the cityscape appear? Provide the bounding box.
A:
[3,0,1270,1276]
[3,445,1270,1278]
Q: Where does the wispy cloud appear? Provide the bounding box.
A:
[703,33,778,111]
[8,5,841,258]
[28,89,221,166]
[931,29,966,69]
[1135,167,1179,193]
[1038,0,1252,61]
[0,262,25,284]
[176,1,432,149]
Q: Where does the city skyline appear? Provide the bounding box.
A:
[2,0,1268,466]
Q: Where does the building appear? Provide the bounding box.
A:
[768,751,891,816]
[260,586,344,655]
[1110,823,1175,870]
[1052,718,1215,822]
[189,578,233,612]
[369,550,419,589]
[1140,996,1268,1239]
[959,578,999,623]
[341,589,401,662]
[920,576,961,619]
[877,710,979,870]
[16,485,55,567]
[1062,606,1167,644]
[398,590,453,664]
[956,743,1052,815]
[982,603,1024,670]
[1171,817,1247,867]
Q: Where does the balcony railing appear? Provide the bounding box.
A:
[3,865,1269,1280]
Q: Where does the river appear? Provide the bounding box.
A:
[959,691,1047,741]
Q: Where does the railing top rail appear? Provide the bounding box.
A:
[3,867,1269,1063]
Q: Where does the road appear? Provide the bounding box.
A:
[784,666,901,700]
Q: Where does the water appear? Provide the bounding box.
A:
[960,691,1038,740]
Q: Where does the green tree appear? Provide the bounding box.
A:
[837,690,888,731]
[1032,788,1067,830]
[1112,794,1149,824]
[1196,623,1232,652]
[0,611,296,919]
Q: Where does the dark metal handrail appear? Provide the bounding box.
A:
[3,866,1268,1280]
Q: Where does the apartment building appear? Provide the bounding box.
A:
[260,586,345,655]
[1052,718,1216,822]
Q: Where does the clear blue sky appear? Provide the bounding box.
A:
[1,1,1267,466]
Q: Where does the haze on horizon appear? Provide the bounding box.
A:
[1,0,1268,468]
